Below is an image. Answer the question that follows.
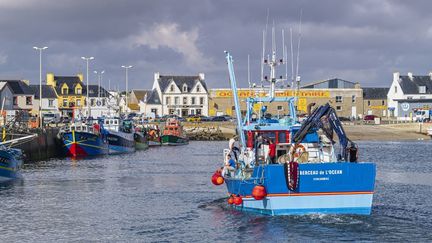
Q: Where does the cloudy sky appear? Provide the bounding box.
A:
[0,0,431,90]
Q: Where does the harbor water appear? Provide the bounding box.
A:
[0,141,431,242]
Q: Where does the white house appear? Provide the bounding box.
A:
[85,85,118,118]
[387,72,432,120]
[29,84,59,116]
[140,72,209,117]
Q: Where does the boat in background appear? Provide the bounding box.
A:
[144,124,161,146]
[104,118,135,154]
[211,51,376,215]
[134,125,149,150]
[161,118,189,146]
[0,146,23,182]
[58,120,109,157]
[0,134,36,182]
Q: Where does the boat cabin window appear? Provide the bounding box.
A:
[278,132,287,143]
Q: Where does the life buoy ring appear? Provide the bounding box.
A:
[291,144,306,159]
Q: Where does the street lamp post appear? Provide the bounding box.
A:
[121,65,133,113]
[33,46,48,128]
[81,56,94,117]
[94,70,105,98]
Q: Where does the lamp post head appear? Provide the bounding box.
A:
[121,65,133,69]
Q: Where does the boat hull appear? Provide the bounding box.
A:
[161,135,189,146]
[107,130,135,154]
[225,162,376,215]
[0,149,22,182]
[134,133,149,150]
[61,131,108,157]
[148,140,161,146]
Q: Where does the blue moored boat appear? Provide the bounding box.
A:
[0,146,23,182]
[214,51,376,215]
[103,117,135,154]
[59,120,109,157]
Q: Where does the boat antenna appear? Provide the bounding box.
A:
[290,27,294,92]
[247,54,252,95]
[261,9,270,85]
[295,9,303,97]
[282,29,287,88]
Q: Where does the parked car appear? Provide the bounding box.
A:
[211,116,229,122]
[186,115,201,122]
[200,116,212,122]
[43,113,61,124]
[363,115,377,121]
[60,116,71,124]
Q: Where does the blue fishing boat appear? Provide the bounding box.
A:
[59,120,109,157]
[103,117,135,154]
[0,133,36,182]
[212,51,376,215]
[0,146,23,182]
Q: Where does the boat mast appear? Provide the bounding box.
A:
[225,51,246,148]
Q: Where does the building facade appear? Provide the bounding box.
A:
[141,72,209,117]
[387,72,432,120]
[46,73,87,117]
[29,84,59,116]
[362,87,388,117]
[209,78,364,118]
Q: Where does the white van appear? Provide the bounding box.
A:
[43,113,61,124]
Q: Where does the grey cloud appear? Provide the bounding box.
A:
[0,0,432,90]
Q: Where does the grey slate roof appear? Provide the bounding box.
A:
[146,89,161,104]
[0,80,34,95]
[87,85,111,97]
[53,76,86,95]
[158,75,208,93]
[398,75,432,94]
[302,78,357,89]
[363,87,389,100]
[29,85,57,99]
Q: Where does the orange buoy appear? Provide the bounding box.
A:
[233,195,243,205]
[227,196,234,204]
[211,171,224,185]
[251,185,267,200]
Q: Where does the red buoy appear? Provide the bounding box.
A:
[211,171,224,185]
[227,196,234,205]
[233,195,243,205]
[252,185,267,200]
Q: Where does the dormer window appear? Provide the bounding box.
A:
[76,88,82,94]
[419,86,426,94]
[62,87,68,94]
[196,84,200,92]
[170,85,175,92]
[394,86,397,93]
[183,84,188,92]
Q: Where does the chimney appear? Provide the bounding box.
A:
[22,79,30,85]
[154,72,160,82]
[407,72,413,81]
[429,71,432,80]
[77,73,84,82]
[46,72,55,86]
[393,72,400,82]
[198,72,205,81]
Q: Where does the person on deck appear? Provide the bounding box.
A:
[229,137,240,161]
[223,154,236,177]
[268,139,276,164]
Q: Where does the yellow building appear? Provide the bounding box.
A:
[46,73,86,117]
[209,78,364,119]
